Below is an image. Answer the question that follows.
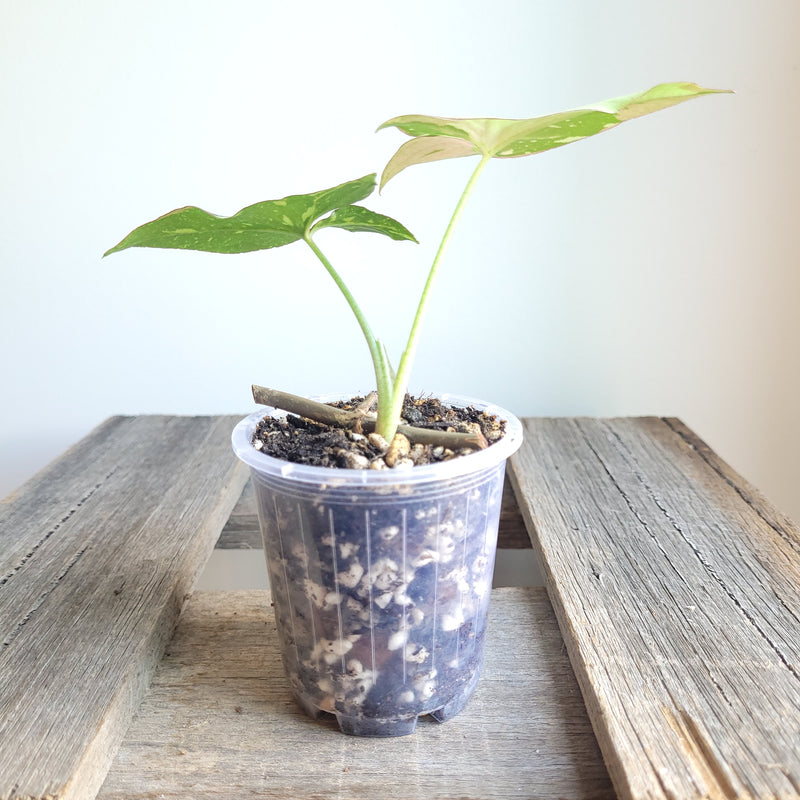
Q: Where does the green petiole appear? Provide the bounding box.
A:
[305,154,492,443]
[384,153,492,440]
[303,233,395,432]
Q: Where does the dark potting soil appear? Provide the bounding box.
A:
[251,395,506,469]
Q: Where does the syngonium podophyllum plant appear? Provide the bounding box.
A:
[105,82,729,446]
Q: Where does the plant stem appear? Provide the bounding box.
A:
[383,153,493,438]
[303,153,492,443]
[303,234,394,424]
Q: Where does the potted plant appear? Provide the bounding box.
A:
[105,82,729,736]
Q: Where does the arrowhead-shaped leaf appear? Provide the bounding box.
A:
[104,173,379,256]
[312,205,418,242]
[379,82,732,187]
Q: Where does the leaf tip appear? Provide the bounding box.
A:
[102,242,124,258]
[378,165,399,193]
[376,117,400,134]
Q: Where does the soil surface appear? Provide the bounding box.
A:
[251,395,506,469]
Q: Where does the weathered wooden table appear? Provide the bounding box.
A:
[1,415,799,800]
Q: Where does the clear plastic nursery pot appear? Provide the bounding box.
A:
[231,394,523,737]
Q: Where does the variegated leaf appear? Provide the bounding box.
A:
[105,174,379,256]
[311,205,417,242]
[379,82,731,187]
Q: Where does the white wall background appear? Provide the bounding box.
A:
[2,1,799,521]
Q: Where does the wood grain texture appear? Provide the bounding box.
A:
[0,415,249,800]
[98,588,614,800]
[508,417,800,800]
[217,475,532,549]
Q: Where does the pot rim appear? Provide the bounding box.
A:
[231,392,523,487]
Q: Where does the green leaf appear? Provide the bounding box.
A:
[378,82,732,187]
[311,205,418,242]
[104,173,378,256]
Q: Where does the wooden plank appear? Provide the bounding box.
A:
[0,415,249,800]
[217,475,532,549]
[508,417,800,800]
[97,587,614,800]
